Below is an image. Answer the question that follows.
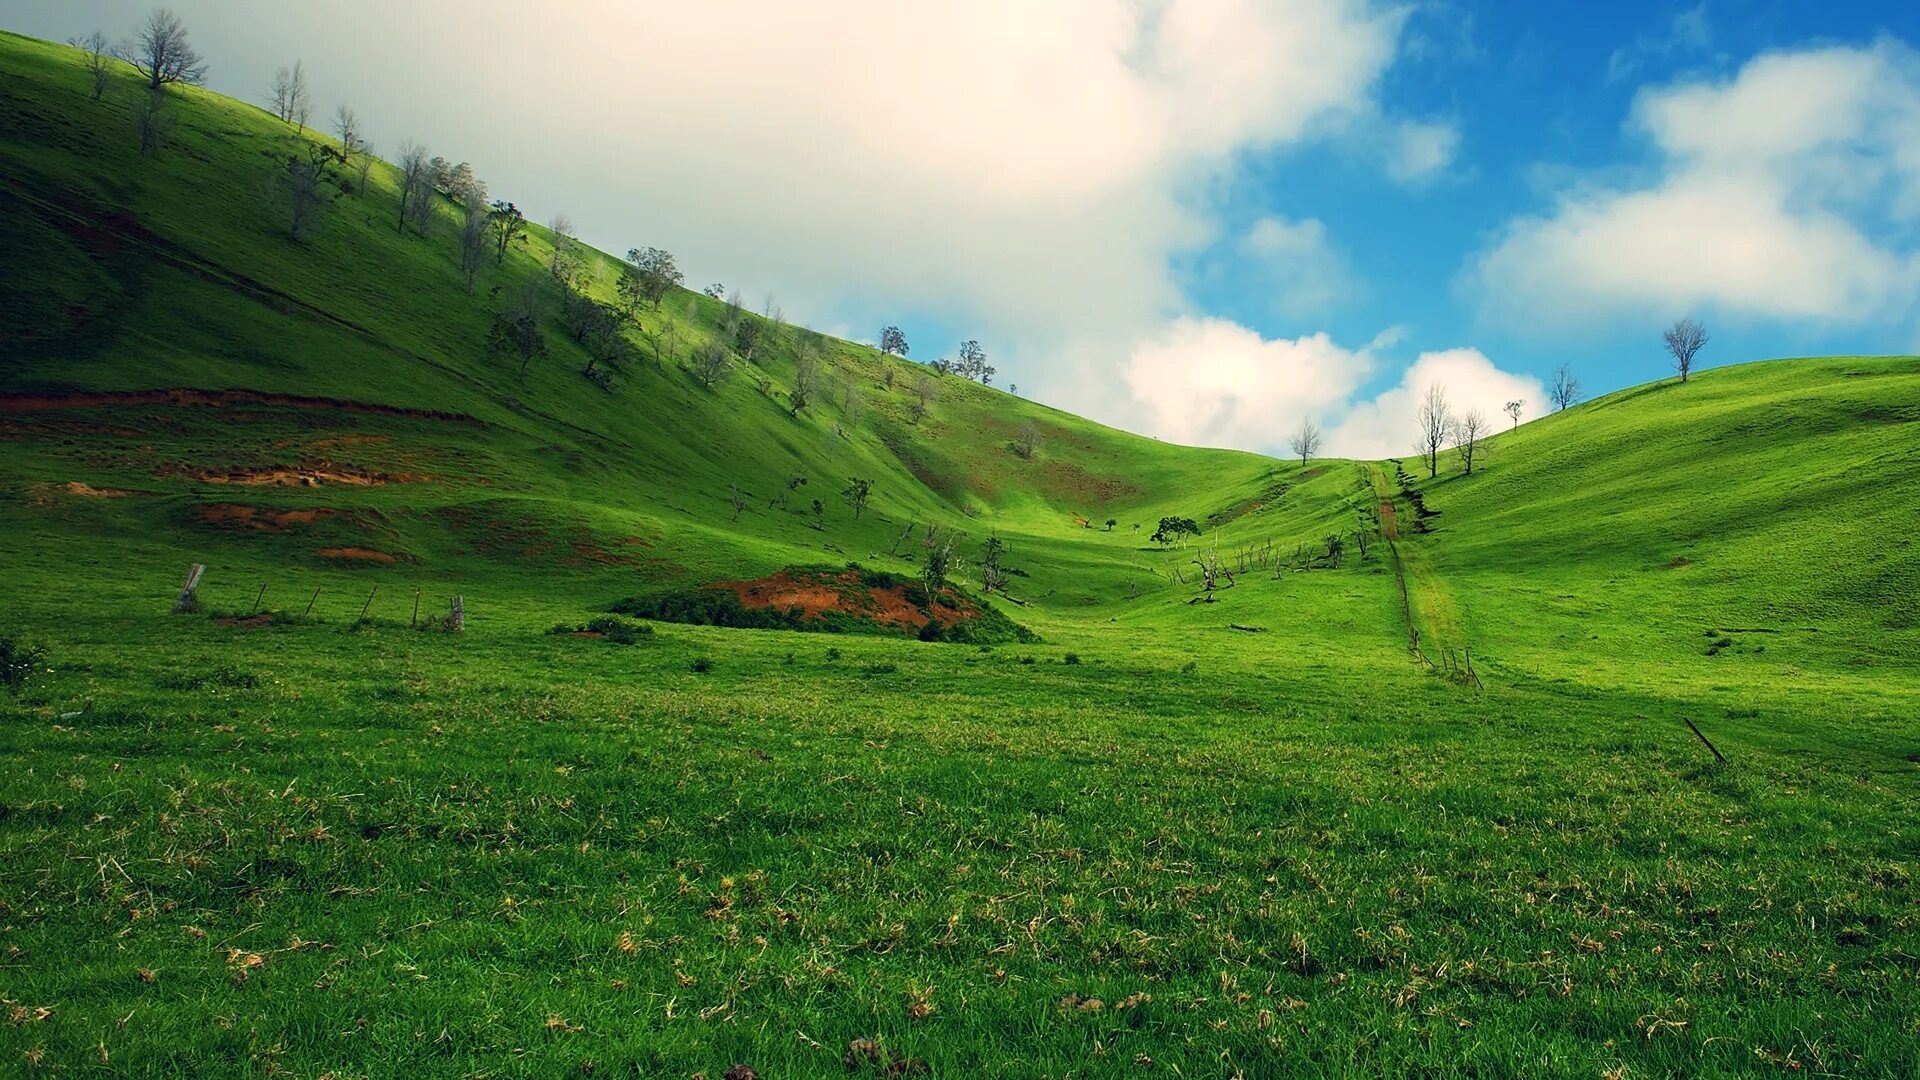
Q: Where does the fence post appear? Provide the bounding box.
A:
[450,595,465,633]
[303,587,320,618]
[359,586,378,621]
[410,588,421,628]
[250,583,267,616]
[173,564,205,614]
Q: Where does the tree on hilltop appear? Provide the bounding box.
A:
[118,8,206,93]
[1664,317,1708,382]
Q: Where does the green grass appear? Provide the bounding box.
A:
[2,30,1919,1078]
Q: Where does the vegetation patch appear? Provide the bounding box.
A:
[613,566,1036,643]
[547,615,653,645]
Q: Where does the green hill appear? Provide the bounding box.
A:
[4,29,1919,1079]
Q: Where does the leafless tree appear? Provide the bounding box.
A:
[459,197,489,294]
[1549,364,1580,412]
[1012,420,1041,460]
[1503,399,1524,431]
[332,104,363,170]
[908,372,934,423]
[1663,316,1708,382]
[729,483,750,522]
[445,162,485,207]
[548,213,587,295]
[284,143,337,241]
[395,141,432,234]
[689,342,732,389]
[275,61,313,131]
[789,349,819,415]
[839,373,864,425]
[132,88,174,154]
[1416,383,1451,478]
[352,139,374,195]
[1455,408,1487,475]
[1288,416,1322,466]
[117,8,207,93]
[71,32,113,100]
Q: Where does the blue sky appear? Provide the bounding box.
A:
[7,1,1920,456]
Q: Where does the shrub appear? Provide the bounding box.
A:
[690,658,713,674]
[1063,653,1082,665]
[862,662,898,677]
[0,634,46,693]
[584,616,653,645]
[825,647,841,661]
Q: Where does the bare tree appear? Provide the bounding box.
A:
[1416,383,1451,478]
[907,372,934,423]
[395,141,432,234]
[489,286,546,377]
[284,143,337,241]
[1549,364,1580,412]
[71,32,113,101]
[117,8,207,93]
[548,214,587,295]
[352,139,374,196]
[1663,317,1708,382]
[269,61,312,131]
[1288,416,1322,466]
[458,196,489,294]
[1012,420,1041,460]
[729,483,750,522]
[334,105,361,157]
[1503,399,1524,431]
[132,88,174,154]
[879,325,909,357]
[1455,408,1487,475]
[789,349,819,415]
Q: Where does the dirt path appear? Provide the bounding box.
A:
[1378,495,1400,542]
[1367,464,1469,673]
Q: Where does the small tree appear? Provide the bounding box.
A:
[1012,420,1041,459]
[548,214,587,295]
[879,325,909,357]
[980,533,1007,593]
[1416,383,1451,478]
[445,162,485,207]
[1549,365,1580,412]
[689,342,732,389]
[269,60,312,130]
[957,339,994,383]
[1456,408,1487,475]
[729,482,750,522]
[789,349,819,415]
[1288,416,1322,466]
[283,143,339,242]
[458,197,489,294]
[487,201,525,265]
[809,498,826,531]
[1151,516,1200,547]
[841,477,873,520]
[1664,317,1708,382]
[1503,399,1524,431]
[117,8,207,93]
[72,31,112,101]
[489,295,546,376]
[922,526,959,598]
[396,141,433,235]
[619,247,683,318]
[1324,534,1346,569]
[703,283,726,300]
[1104,518,1117,531]
[908,373,934,423]
[334,105,361,158]
[133,87,174,154]
[771,475,807,510]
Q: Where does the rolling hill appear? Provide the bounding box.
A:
[3,28,1919,1078]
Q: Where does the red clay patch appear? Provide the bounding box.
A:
[64,481,143,497]
[0,389,479,425]
[197,503,342,531]
[183,462,427,487]
[216,614,274,629]
[316,546,398,563]
[710,568,980,632]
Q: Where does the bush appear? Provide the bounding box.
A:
[862,662,898,677]
[1063,653,1082,665]
[690,657,713,673]
[0,634,46,693]
[584,616,653,645]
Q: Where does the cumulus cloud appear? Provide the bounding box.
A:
[1108,320,1540,459]
[1469,38,1920,329]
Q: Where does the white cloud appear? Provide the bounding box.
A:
[1107,319,1541,460]
[1469,38,1920,329]
[1327,348,1546,459]
[1386,118,1462,185]
[1237,216,1354,316]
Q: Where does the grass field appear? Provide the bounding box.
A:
[3,30,1919,1078]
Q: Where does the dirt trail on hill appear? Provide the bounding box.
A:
[1378,496,1400,541]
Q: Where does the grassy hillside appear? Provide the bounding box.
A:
[3,29,1919,1079]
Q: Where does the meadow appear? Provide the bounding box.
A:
[3,28,1918,1078]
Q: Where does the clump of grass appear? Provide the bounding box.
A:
[156,665,258,691]
[862,662,898,677]
[0,633,46,694]
[1063,653,1081,665]
[690,657,713,674]
[549,617,654,645]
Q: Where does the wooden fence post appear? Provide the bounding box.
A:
[359,586,378,621]
[250,583,267,616]
[410,588,421,628]
[450,595,465,633]
[303,587,320,618]
[173,564,205,614]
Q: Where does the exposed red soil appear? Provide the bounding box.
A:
[710,569,979,631]
[181,462,428,487]
[568,631,605,639]
[0,389,480,425]
[1379,498,1400,542]
[316,547,398,563]
[196,503,344,531]
[64,481,143,497]
[216,614,274,629]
